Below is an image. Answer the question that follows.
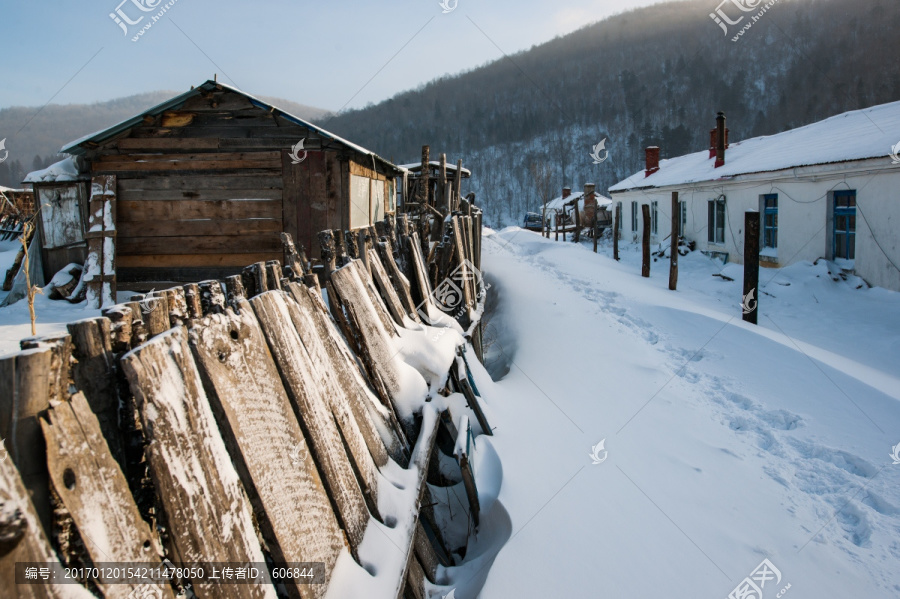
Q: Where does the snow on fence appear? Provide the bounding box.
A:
[0,214,490,599]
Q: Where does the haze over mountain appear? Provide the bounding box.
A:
[0,92,330,187]
[320,0,900,226]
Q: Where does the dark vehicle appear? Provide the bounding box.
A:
[523,212,544,231]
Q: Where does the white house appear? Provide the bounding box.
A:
[608,103,900,292]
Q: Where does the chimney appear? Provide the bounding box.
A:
[715,112,727,168]
[709,129,717,159]
[562,186,572,199]
[583,183,597,219]
[645,146,660,177]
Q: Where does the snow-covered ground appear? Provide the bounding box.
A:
[0,240,103,355]
[469,227,900,598]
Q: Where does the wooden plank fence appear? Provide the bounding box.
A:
[0,212,489,599]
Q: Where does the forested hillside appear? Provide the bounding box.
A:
[321,0,900,226]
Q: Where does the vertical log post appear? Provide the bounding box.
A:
[743,211,760,324]
[573,202,581,243]
[419,146,430,208]
[318,230,337,284]
[555,214,559,242]
[614,203,621,261]
[0,348,54,533]
[439,154,449,213]
[454,159,463,212]
[669,192,679,291]
[642,204,651,278]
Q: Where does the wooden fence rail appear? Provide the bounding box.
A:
[0,213,489,599]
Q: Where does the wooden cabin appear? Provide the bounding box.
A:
[36,80,402,292]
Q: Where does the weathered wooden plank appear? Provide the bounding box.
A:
[97,151,281,163]
[376,239,420,323]
[117,137,220,151]
[119,188,284,202]
[250,292,372,543]
[351,260,397,337]
[407,231,436,318]
[117,175,283,192]
[0,447,95,599]
[41,392,174,598]
[67,317,126,467]
[187,305,346,597]
[282,150,301,258]
[95,158,281,172]
[118,199,282,221]
[412,521,439,583]
[368,249,406,326]
[118,252,280,269]
[308,152,329,255]
[284,282,406,467]
[331,264,414,421]
[118,218,282,239]
[120,328,276,599]
[0,348,52,533]
[118,235,282,256]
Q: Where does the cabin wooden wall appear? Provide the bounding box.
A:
[81,88,395,289]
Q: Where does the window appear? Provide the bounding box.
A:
[763,194,778,249]
[350,175,371,228]
[708,197,726,244]
[833,190,856,260]
[651,201,658,235]
[631,201,638,231]
[679,201,687,237]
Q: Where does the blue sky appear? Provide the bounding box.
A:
[2,0,681,112]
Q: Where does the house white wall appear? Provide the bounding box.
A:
[609,158,900,292]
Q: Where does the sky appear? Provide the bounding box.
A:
[1,0,686,113]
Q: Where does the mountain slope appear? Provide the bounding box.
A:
[320,0,900,226]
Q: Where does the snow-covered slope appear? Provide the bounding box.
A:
[473,228,900,598]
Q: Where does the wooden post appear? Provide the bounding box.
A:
[555,214,559,241]
[614,203,621,261]
[454,159,463,212]
[198,280,226,316]
[419,145,430,208]
[642,204,651,278]
[182,283,203,321]
[318,229,337,282]
[743,211,760,324]
[573,202,580,243]
[84,175,117,308]
[0,348,53,533]
[67,317,126,468]
[439,154,448,213]
[669,192,679,291]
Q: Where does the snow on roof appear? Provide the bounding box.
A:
[545,190,613,212]
[398,161,472,176]
[0,185,25,193]
[58,80,400,172]
[23,156,86,183]
[610,100,900,192]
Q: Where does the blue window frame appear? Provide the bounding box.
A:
[763,194,778,249]
[833,190,856,260]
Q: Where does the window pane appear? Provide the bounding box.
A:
[835,234,846,259]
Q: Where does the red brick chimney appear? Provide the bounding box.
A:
[645,146,660,177]
[709,129,717,159]
[562,186,572,199]
[715,112,727,168]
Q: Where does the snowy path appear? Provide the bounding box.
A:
[471,228,900,599]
